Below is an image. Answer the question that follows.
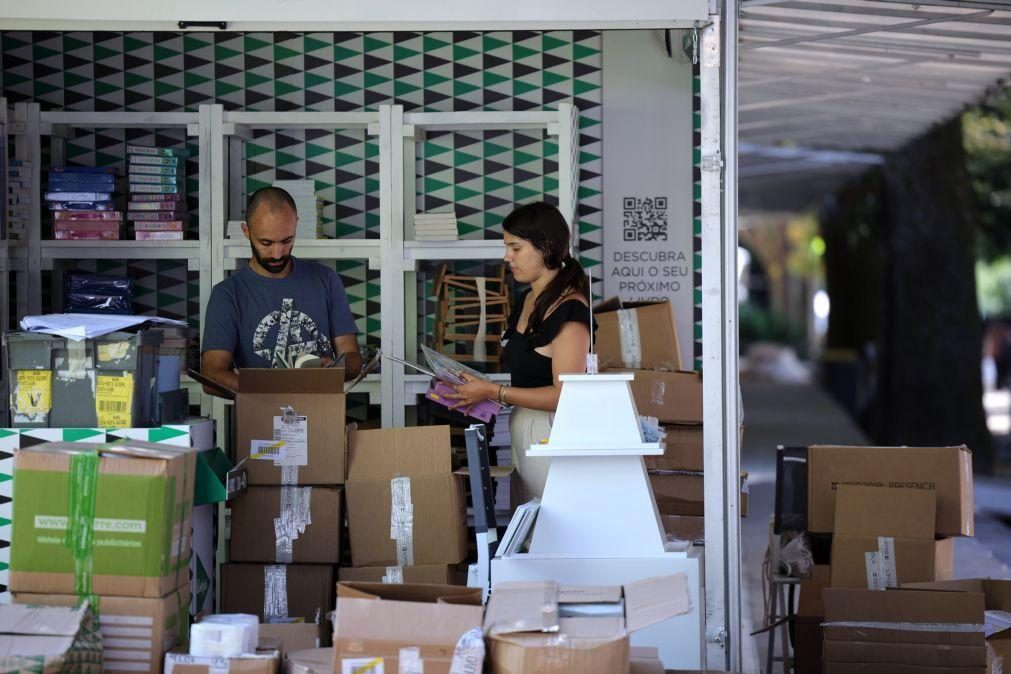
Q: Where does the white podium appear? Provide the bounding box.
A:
[490,373,705,669]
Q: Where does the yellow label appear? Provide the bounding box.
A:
[15,371,52,414]
[97,341,130,362]
[95,373,134,427]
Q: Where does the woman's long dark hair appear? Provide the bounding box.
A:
[503,201,589,339]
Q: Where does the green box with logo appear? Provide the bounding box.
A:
[9,440,196,598]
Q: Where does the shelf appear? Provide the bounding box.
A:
[40,240,199,266]
[403,239,505,262]
[222,111,379,132]
[39,111,198,130]
[223,238,381,270]
[404,110,561,133]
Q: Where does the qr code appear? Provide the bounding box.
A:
[623,196,668,242]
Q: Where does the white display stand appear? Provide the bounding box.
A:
[490,373,705,669]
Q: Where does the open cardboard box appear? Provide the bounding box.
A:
[483,574,692,674]
[332,582,483,674]
[830,485,953,588]
[235,368,346,485]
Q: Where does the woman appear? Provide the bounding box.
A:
[449,201,595,504]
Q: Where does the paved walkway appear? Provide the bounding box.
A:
[737,380,1011,673]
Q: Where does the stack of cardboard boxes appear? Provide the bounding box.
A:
[221,369,347,640]
[794,444,976,673]
[594,298,746,539]
[8,439,196,671]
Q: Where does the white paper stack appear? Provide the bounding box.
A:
[191,614,259,656]
[414,211,459,241]
[273,180,323,239]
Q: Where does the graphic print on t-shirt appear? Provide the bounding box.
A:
[252,298,333,367]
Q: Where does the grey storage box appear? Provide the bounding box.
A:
[5,329,182,428]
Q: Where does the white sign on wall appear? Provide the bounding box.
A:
[601,31,695,368]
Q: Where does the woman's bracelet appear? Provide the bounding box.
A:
[498,384,508,404]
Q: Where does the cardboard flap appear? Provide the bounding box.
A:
[483,581,560,636]
[336,582,480,605]
[0,634,76,658]
[904,579,1011,612]
[0,602,88,636]
[834,485,936,537]
[558,585,623,604]
[239,368,344,394]
[347,426,452,479]
[624,574,692,633]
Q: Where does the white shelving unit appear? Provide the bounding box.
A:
[6,102,211,410]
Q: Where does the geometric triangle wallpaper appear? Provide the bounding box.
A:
[1,30,605,355]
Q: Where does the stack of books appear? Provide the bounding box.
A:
[490,406,513,512]
[272,180,322,239]
[6,160,32,240]
[127,145,188,240]
[414,211,459,241]
[46,167,120,240]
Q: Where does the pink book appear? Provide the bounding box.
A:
[53,220,121,231]
[53,210,122,220]
[54,229,121,240]
[425,379,500,423]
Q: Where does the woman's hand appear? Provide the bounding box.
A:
[444,373,498,412]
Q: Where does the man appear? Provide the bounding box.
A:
[201,186,362,394]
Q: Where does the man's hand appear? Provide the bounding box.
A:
[334,334,363,381]
[200,350,239,397]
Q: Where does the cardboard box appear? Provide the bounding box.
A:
[629,646,665,674]
[345,426,467,567]
[332,582,483,674]
[823,587,985,651]
[807,445,974,536]
[830,486,953,589]
[794,565,830,674]
[604,368,701,425]
[229,486,342,564]
[236,369,346,485]
[824,665,983,674]
[338,564,457,585]
[661,515,705,544]
[594,299,682,371]
[484,575,692,674]
[9,440,195,597]
[259,623,320,656]
[902,578,1011,674]
[0,601,102,673]
[165,650,280,674]
[15,585,189,673]
[220,563,334,640]
[650,471,749,517]
[648,424,702,471]
[287,648,332,674]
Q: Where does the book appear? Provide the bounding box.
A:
[54,210,122,221]
[134,230,184,240]
[129,184,182,194]
[127,200,186,211]
[45,191,114,201]
[129,193,184,202]
[127,164,178,175]
[53,220,121,231]
[128,155,180,166]
[133,221,184,231]
[54,229,121,240]
[127,210,184,221]
[48,201,115,211]
[128,173,183,185]
[126,145,189,158]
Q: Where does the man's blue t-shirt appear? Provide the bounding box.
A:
[202,258,358,368]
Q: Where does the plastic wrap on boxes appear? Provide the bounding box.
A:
[63,273,134,315]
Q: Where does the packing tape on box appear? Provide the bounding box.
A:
[448,628,485,674]
[275,486,312,563]
[67,447,100,604]
[822,621,985,633]
[382,566,404,584]
[390,477,415,567]
[651,379,666,405]
[264,564,289,621]
[398,648,423,674]
[65,339,88,380]
[616,309,643,369]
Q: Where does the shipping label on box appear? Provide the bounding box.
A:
[9,440,196,598]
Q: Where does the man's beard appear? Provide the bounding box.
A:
[251,243,290,274]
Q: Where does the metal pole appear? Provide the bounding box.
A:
[722,0,743,669]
